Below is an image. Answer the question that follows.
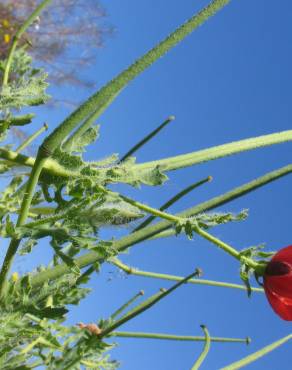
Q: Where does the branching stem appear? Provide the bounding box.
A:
[28,163,292,288]
[118,193,259,269]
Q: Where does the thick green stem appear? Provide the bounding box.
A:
[28,163,292,288]
[0,153,47,299]
[0,132,291,181]
[42,0,231,153]
[0,147,75,178]
[134,130,292,172]
[16,156,48,226]
[220,334,292,370]
[191,326,211,370]
[110,258,263,293]
[2,0,52,86]
[111,331,249,344]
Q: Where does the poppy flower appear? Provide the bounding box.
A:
[263,245,292,320]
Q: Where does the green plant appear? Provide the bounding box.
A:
[0,0,291,368]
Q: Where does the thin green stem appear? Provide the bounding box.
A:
[133,176,212,232]
[195,227,256,266]
[111,331,249,344]
[2,0,52,86]
[0,238,21,300]
[191,325,211,370]
[220,334,292,370]
[16,123,48,153]
[23,201,87,228]
[99,270,198,338]
[119,116,175,162]
[110,290,144,320]
[118,193,257,267]
[0,154,47,299]
[28,163,292,288]
[110,258,263,293]
[23,213,63,228]
[134,130,292,172]
[118,193,178,222]
[42,0,231,153]
[28,207,56,216]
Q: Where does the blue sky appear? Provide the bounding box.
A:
[8,0,292,369]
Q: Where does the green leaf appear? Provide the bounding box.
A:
[19,239,38,256]
[64,125,100,153]
[0,49,50,111]
[51,245,81,276]
[28,306,68,319]
[5,215,15,237]
[194,209,249,229]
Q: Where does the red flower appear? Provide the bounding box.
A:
[263,245,292,320]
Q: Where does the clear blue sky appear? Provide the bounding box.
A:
[12,1,292,369]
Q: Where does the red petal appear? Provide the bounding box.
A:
[272,245,292,265]
[264,285,292,321]
[264,273,292,299]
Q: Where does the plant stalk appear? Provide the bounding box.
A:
[191,325,211,370]
[28,163,292,287]
[111,331,249,344]
[220,334,292,370]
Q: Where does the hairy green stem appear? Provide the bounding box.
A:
[119,116,174,162]
[41,0,231,153]
[0,132,291,180]
[111,331,249,344]
[0,154,47,299]
[0,238,21,300]
[191,325,211,370]
[220,334,292,370]
[110,258,263,293]
[118,193,259,269]
[134,130,292,172]
[2,0,52,86]
[28,163,292,287]
[2,0,227,298]
[0,147,76,178]
[16,123,48,153]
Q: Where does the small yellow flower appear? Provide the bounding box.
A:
[4,34,11,44]
[11,272,19,282]
[2,19,10,28]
